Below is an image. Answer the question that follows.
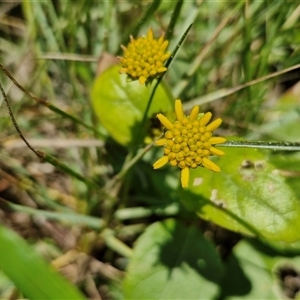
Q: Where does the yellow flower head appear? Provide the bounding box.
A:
[153,99,226,188]
[119,28,171,85]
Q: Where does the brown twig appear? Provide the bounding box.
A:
[0,63,49,106]
[0,81,42,158]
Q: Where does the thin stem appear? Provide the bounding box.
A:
[133,79,160,149]
[119,0,162,54]
[107,134,162,190]
[101,229,133,258]
[0,198,105,230]
[0,82,104,190]
[184,61,300,110]
[165,0,184,41]
[0,82,40,157]
[132,23,193,150]
[115,203,179,220]
[174,11,235,97]
[36,150,101,188]
[219,140,300,151]
[0,63,103,137]
[165,23,193,70]
[118,134,162,180]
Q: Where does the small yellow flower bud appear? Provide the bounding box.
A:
[119,28,170,85]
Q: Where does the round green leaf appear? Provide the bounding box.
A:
[0,225,85,300]
[91,65,174,146]
[123,219,223,299]
[180,147,300,242]
[219,241,280,299]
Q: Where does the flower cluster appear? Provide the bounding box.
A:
[153,99,226,188]
[119,28,171,85]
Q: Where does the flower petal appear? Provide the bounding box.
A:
[147,28,154,40]
[160,40,169,52]
[119,68,128,74]
[190,105,200,121]
[158,35,164,45]
[199,112,212,126]
[157,67,167,73]
[202,157,221,172]
[157,113,174,130]
[175,99,185,121]
[139,76,147,85]
[153,156,169,169]
[206,118,222,132]
[209,137,226,144]
[161,53,171,61]
[155,138,166,146]
[181,167,190,188]
[209,146,225,156]
[149,70,157,76]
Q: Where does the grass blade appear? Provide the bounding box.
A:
[0,225,85,300]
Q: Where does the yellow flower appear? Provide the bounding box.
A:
[153,99,226,188]
[119,28,171,85]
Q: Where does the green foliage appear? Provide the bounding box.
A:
[0,225,85,300]
[123,219,223,299]
[220,240,279,299]
[91,65,173,146]
[180,147,300,242]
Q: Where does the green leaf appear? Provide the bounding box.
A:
[91,65,174,146]
[123,219,223,299]
[0,270,14,299]
[179,147,300,242]
[219,240,280,299]
[268,152,300,200]
[220,239,300,299]
[0,225,85,300]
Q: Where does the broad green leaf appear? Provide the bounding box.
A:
[219,241,280,299]
[0,225,85,300]
[123,219,223,299]
[91,65,174,146]
[180,147,300,242]
[271,254,300,300]
[268,152,300,200]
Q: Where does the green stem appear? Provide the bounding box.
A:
[183,61,300,110]
[36,150,101,189]
[0,82,40,157]
[107,134,162,189]
[165,0,184,41]
[0,198,105,230]
[131,23,193,152]
[101,229,133,258]
[119,0,162,53]
[165,23,193,70]
[115,203,179,220]
[134,80,160,147]
[219,140,300,151]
